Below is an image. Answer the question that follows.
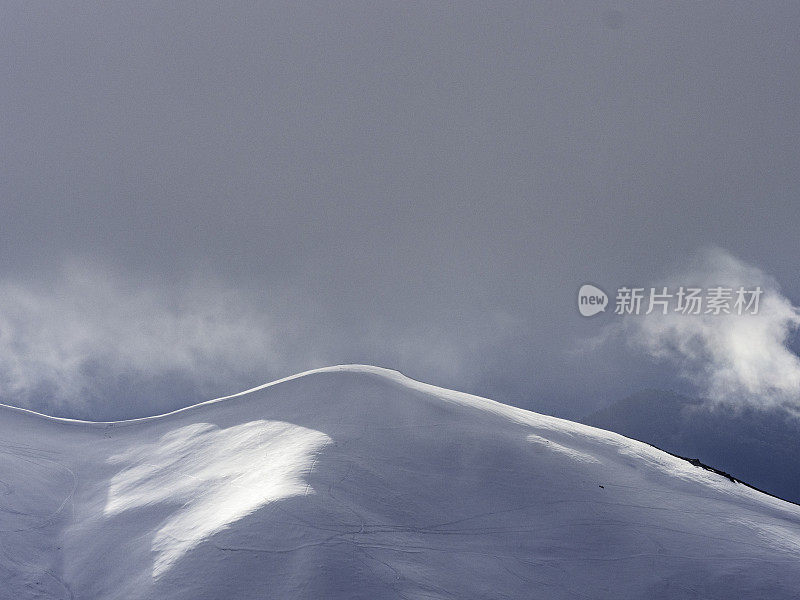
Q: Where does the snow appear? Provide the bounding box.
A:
[1,365,799,598]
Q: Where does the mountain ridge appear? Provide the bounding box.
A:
[2,366,799,598]
[583,388,800,504]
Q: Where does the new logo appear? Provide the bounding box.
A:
[578,284,608,317]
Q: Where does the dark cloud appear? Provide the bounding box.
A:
[1,2,799,418]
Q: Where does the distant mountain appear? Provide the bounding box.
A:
[2,366,800,599]
[584,389,800,503]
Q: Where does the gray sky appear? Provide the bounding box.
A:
[2,2,800,419]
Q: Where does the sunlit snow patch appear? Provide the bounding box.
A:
[104,420,330,577]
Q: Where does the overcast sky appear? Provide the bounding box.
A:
[2,2,799,419]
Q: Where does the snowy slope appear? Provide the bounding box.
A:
[1,365,799,599]
[585,389,800,504]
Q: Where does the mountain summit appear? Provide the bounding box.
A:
[2,365,799,599]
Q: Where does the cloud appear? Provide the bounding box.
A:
[605,248,800,409]
[0,261,297,418]
[0,260,518,419]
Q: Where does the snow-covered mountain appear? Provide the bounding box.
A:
[2,365,799,599]
[584,390,800,504]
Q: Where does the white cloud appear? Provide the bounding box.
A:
[0,260,509,418]
[609,248,800,408]
[0,261,290,415]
